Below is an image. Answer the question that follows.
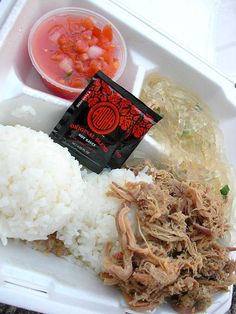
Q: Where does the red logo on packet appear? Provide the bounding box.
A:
[87,102,120,135]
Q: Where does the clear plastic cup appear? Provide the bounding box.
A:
[28,7,127,100]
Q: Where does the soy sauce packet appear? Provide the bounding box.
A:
[50,71,162,173]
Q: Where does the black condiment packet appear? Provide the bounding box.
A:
[50,71,162,173]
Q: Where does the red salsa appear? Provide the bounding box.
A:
[31,15,120,90]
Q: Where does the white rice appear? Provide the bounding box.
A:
[0,125,84,244]
[58,168,152,273]
[0,124,152,273]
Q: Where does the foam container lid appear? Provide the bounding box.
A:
[0,0,236,313]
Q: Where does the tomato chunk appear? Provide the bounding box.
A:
[92,26,101,38]
[102,25,113,41]
[75,39,89,53]
[70,77,84,88]
[81,17,94,30]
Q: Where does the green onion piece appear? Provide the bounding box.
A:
[181,130,192,138]
[155,107,161,115]
[64,71,73,79]
[220,185,230,197]
[194,104,202,112]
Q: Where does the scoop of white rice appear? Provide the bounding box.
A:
[0,125,84,243]
[58,168,152,273]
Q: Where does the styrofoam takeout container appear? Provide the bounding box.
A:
[0,0,236,313]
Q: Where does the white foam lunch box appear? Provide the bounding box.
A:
[0,0,235,313]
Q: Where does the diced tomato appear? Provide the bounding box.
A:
[99,40,113,51]
[48,25,66,43]
[88,36,99,46]
[92,26,101,38]
[81,17,94,30]
[107,45,116,54]
[75,39,89,53]
[66,52,78,62]
[86,59,102,76]
[67,17,84,33]
[80,53,89,61]
[104,69,113,77]
[70,77,84,88]
[57,34,67,46]
[103,52,112,63]
[102,25,113,41]
[113,60,120,70]
[51,51,65,61]
[81,30,92,40]
[74,60,85,73]
[109,61,119,76]
[100,61,109,74]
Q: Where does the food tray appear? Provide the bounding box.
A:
[0,0,236,313]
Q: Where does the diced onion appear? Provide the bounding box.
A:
[88,45,104,59]
[59,57,73,74]
[49,30,61,43]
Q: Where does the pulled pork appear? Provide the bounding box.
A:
[34,233,69,257]
[100,165,236,313]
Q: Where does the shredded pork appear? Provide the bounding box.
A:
[34,233,69,257]
[100,165,236,313]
